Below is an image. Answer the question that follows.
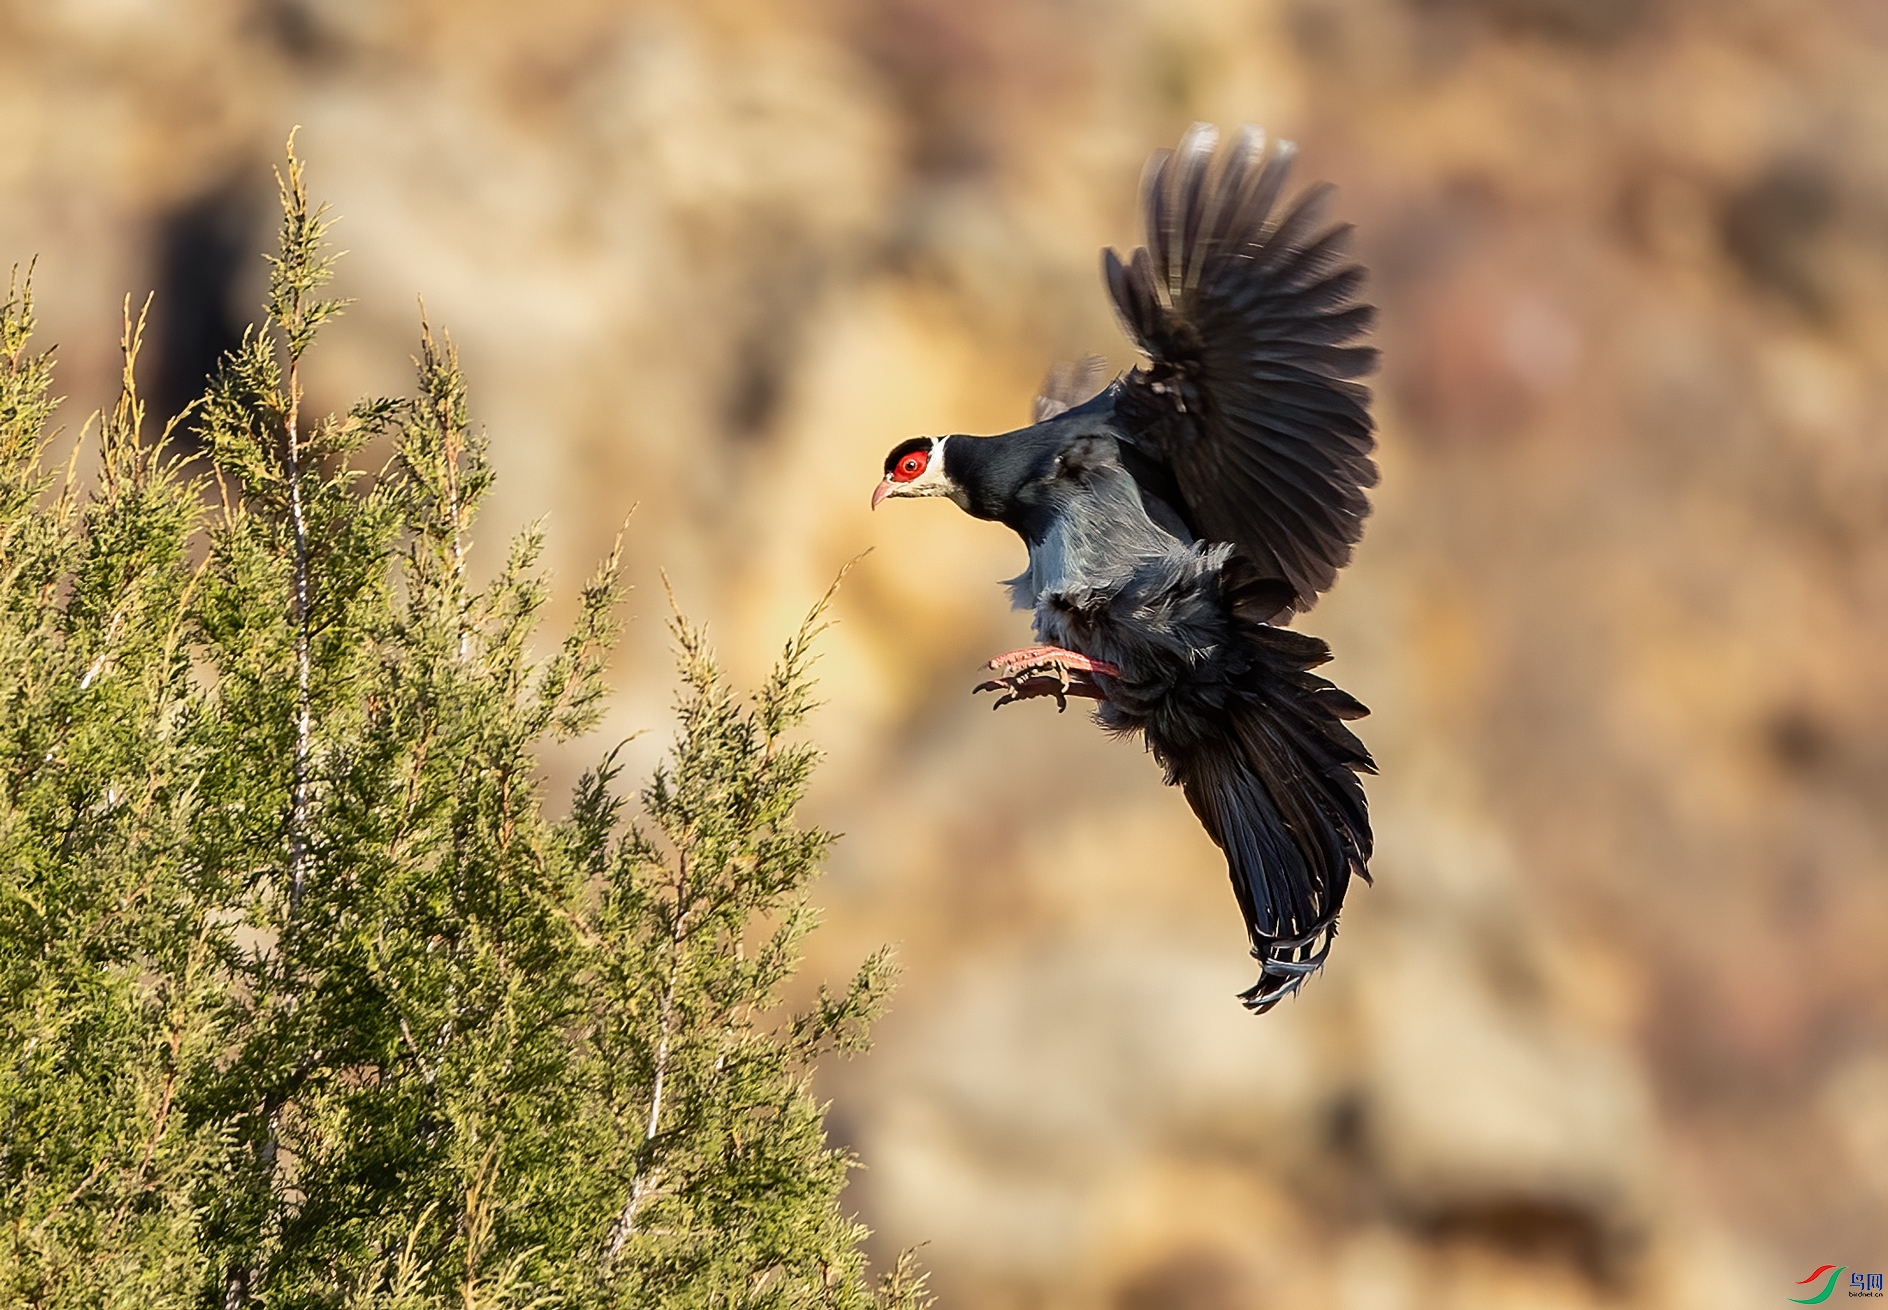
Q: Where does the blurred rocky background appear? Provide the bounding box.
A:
[3,0,1885,1305]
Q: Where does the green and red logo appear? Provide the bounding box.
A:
[1791,1266,1846,1304]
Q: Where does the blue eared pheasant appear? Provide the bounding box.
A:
[873,124,1377,1012]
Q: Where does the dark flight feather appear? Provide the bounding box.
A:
[1106,124,1378,611]
[1032,356,1110,423]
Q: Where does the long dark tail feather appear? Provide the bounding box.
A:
[1168,555,1374,1013]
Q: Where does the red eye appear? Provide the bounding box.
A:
[893,451,929,482]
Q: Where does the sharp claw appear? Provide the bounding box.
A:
[975,677,1020,710]
[974,656,1111,711]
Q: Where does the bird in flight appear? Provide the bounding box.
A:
[873,124,1377,1012]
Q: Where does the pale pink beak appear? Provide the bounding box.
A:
[871,479,893,510]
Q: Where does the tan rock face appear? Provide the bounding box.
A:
[5,0,1884,1304]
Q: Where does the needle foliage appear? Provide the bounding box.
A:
[0,144,923,1310]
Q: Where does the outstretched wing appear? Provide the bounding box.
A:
[1031,355,1110,422]
[1105,124,1377,610]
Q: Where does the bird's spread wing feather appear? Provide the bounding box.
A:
[1105,124,1378,610]
[1032,355,1110,422]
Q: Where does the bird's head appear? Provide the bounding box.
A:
[872,436,961,510]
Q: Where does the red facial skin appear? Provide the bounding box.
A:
[871,447,930,508]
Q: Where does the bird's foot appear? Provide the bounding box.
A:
[975,647,1119,712]
[983,646,1120,678]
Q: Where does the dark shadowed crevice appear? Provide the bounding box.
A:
[146,178,263,449]
[1408,0,1654,46]
[1719,158,1840,318]
[1767,705,1836,776]
[1112,1249,1246,1310]
[1414,1195,1641,1288]
[257,0,356,67]
[722,256,826,443]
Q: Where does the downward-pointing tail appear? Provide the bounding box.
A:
[1165,556,1375,1012]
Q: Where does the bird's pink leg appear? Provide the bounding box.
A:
[984,646,1120,678]
[975,646,1119,712]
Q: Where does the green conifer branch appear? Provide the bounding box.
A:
[266,135,334,920]
[2,144,925,1310]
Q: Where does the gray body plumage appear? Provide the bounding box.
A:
[997,422,1234,726]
